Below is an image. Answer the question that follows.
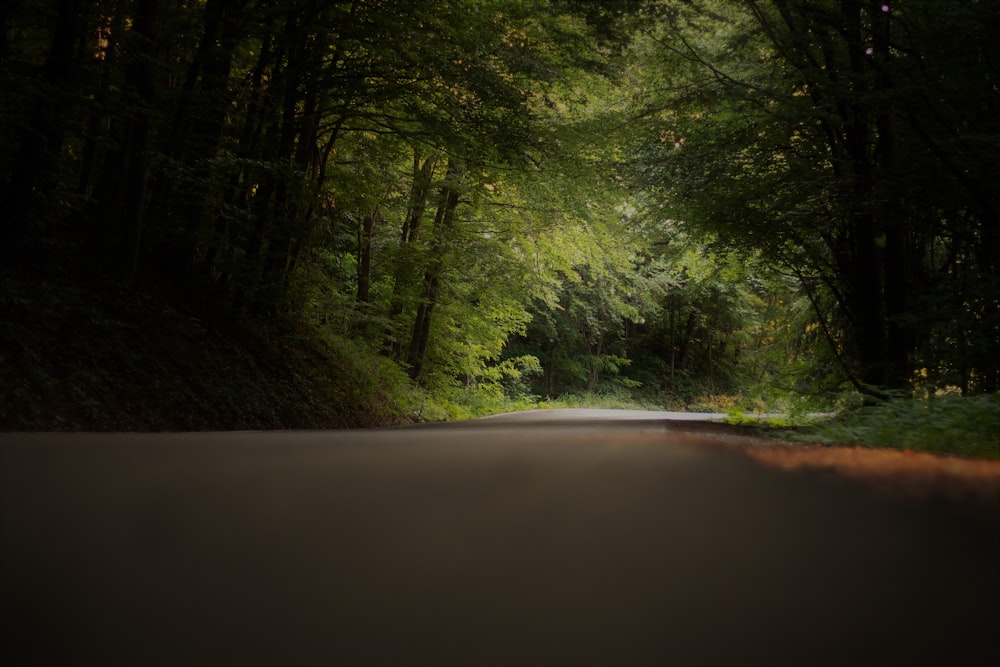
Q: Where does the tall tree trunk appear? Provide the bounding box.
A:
[259,77,322,306]
[407,274,440,380]
[405,162,462,379]
[668,306,676,380]
[93,0,158,283]
[146,0,247,279]
[768,0,900,395]
[871,0,913,389]
[356,208,377,303]
[2,0,83,260]
[385,151,437,358]
[675,310,698,371]
[251,24,308,312]
[211,27,275,286]
[400,151,437,245]
[586,333,604,393]
[239,11,302,311]
[546,342,559,393]
[78,11,125,200]
[847,211,888,389]
[121,0,157,283]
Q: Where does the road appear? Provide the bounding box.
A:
[2,410,997,666]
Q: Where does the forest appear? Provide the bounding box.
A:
[1,0,998,451]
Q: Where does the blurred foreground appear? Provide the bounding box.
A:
[2,413,997,666]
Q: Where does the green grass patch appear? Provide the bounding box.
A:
[794,394,1000,460]
[723,410,796,429]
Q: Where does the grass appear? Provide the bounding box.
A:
[799,394,1000,460]
[724,394,1000,461]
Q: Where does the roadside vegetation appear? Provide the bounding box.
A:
[724,394,1000,461]
[798,394,1000,461]
[0,267,415,430]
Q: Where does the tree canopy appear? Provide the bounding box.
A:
[624,0,999,397]
[2,0,997,423]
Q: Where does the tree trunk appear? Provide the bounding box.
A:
[871,0,913,389]
[675,310,698,371]
[385,151,437,358]
[847,212,888,389]
[586,333,604,393]
[91,0,158,283]
[146,0,247,279]
[356,208,377,303]
[407,274,440,380]
[212,27,275,286]
[239,12,302,311]
[668,306,676,380]
[405,162,462,379]
[2,0,83,260]
[120,0,158,283]
[78,11,125,200]
[401,151,437,244]
[546,342,559,394]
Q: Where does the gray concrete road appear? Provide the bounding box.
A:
[476,408,730,421]
[2,410,997,665]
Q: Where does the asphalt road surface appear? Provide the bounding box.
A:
[2,410,997,665]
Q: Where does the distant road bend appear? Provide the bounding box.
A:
[2,409,997,666]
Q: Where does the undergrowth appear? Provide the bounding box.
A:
[797,394,1000,460]
[0,269,411,431]
[718,392,1000,460]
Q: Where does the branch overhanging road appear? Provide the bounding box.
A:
[2,410,997,666]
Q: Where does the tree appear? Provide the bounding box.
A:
[2,0,88,260]
[626,0,1000,395]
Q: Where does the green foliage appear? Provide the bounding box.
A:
[800,395,1000,460]
[724,410,795,429]
[4,0,997,428]
[623,0,1000,395]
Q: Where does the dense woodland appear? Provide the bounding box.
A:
[2,0,998,429]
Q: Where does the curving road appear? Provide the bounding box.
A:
[2,410,997,665]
